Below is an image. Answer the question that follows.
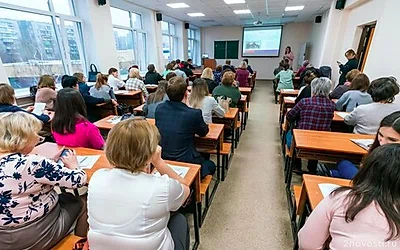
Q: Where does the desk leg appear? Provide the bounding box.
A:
[192,193,200,250]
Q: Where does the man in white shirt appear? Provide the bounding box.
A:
[107,68,125,91]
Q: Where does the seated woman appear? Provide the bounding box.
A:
[274,62,294,93]
[213,65,223,85]
[144,64,163,85]
[286,77,335,174]
[201,67,218,93]
[235,61,250,87]
[162,63,174,78]
[299,144,400,250]
[90,73,117,101]
[0,112,87,249]
[188,78,225,124]
[336,73,372,112]
[345,77,400,134]
[143,80,169,118]
[295,60,309,77]
[126,68,149,100]
[212,71,241,108]
[0,83,51,123]
[88,119,190,250]
[52,88,105,150]
[332,111,400,179]
[329,69,360,100]
[180,61,194,78]
[35,74,57,110]
[295,68,319,104]
[243,59,253,74]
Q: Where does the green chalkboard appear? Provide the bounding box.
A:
[226,41,239,59]
[214,41,226,59]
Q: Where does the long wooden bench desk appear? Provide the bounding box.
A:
[212,108,239,150]
[279,89,299,104]
[114,90,143,107]
[279,97,296,134]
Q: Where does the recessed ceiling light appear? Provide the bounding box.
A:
[233,9,251,14]
[187,12,205,17]
[224,0,246,4]
[166,3,190,8]
[285,5,305,11]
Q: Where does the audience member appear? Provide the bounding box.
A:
[243,59,254,74]
[295,60,309,77]
[88,119,190,250]
[295,68,319,104]
[212,71,241,108]
[188,78,225,124]
[337,49,358,86]
[336,73,372,112]
[0,112,87,249]
[90,73,117,103]
[235,61,250,87]
[144,64,163,85]
[213,65,223,85]
[107,68,125,90]
[201,67,218,93]
[275,62,294,93]
[162,63,174,78]
[143,80,169,118]
[0,83,50,123]
[329,69,360,100]
[155,77,216,178]
[174,66,188,80]
[222,60,236,73]
[345,77,400,134]
[187,58,195,69]
[126,67,149,99]
[166,72,177,81]
[61,75,79,89]
[35,74,57,110]
[299,144,400,250]
[181,61,194,77]
[52,88,105,149]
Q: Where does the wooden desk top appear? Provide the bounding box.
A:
[223,108,238,120]
[280,89,299,96]
[114,90,142,96]
[283,96,295,105]
[240,95,247,102]
[146,85,158,90]
[293,129,374,155]
[134,104,145,112]
[239,87,252,94]
[95,116,224,141]
[333,111,349,122]
[303,174,351,210]
[32,142,201,187]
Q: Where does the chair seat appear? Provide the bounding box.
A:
[200,175,213,195]
[52,235,82,250]
[198,143,232,155]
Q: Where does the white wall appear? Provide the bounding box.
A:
[201,22,313,79]
[308,11,329,66]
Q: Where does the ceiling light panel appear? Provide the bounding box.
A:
[285,5,305,11]
[188,12,205,17]
[166,3,190,8]
[223,0,246,4]
[233,9,251,14]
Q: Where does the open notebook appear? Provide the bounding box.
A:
[335,112,349,119]
[351,139,374,151]
[153,164,190,178]
[285,97,297,102]
[318,183,341,198]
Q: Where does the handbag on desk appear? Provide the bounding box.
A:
[88,64,100,82]
[217,96,231,112]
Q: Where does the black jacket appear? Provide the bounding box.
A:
[145,72,163,85]
[339,58,358,85]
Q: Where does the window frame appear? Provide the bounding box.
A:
[188,28,200,65]
[161,20,178,61]
[0,0,86,97]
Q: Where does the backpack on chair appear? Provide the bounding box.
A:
[319,66,332,79]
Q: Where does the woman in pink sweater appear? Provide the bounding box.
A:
[52,88,105,149]
[235,61,250,87]
[298,144,400,250]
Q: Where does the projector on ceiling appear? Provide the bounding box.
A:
[253,20,263,26]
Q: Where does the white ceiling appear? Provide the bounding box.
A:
[127,0,332,27]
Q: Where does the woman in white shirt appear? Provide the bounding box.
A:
[87,119,190,250]
[107,67,125,91]
[188,78,226,124]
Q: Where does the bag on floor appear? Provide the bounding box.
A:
[316,163,332,177]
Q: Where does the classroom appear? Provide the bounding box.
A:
[0,0,399,249]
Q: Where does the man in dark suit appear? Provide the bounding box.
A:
[155,76,216,178]
[222,60,236,73]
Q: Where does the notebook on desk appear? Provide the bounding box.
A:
[336,112,349,119]
[350,139,374,151]
[114,90,129,94]
[318,183,341,198]
[153,164,189,178]
[285,97,296,102]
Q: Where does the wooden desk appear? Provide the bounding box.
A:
[115,90,143,107]
[239,87,251,95]
[279,97,296,134]
[331,111,353,133]
[146,85,158,93]
[293,76,301,89]
[193,70,202,78]
[213,108,239,150]
[279,89,299,104]
[133,104,145,115]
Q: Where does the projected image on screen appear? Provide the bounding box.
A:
[242,26,283,57]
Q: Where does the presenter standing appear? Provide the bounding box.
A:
[337,49,358,86]
[284,46,294,69]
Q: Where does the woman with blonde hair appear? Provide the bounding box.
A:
[126,67,149,99]
[90,73,117,102]
[88,119,191,250]
[189,78,225,124]
[201,67,218,93]
[212,71,241,107]
[0,112,88,249]
[235,61,250,87]
[35,74,57,110]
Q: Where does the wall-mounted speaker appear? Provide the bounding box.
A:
[156,13,162,22]
[184,23,190,29]
[98,0,106,6]
[335,0,346,10]
[315,16,322,23]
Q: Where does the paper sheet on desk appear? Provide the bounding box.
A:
[146,84,158,87]
[57,155,100,169]
[351,139,374,151]
[284,89,295,92]
[285,97,297,101]
[336,112,349,119]
[114,90,129,94]
[153,165,189,178]
[32,102,46,116]
[107,116,121,124]
[318,183,341,198]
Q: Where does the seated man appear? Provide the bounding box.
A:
[222,60,236,73]
[155,76,216,179]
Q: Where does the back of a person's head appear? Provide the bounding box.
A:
[166,72,177,81]
[283,62,290,71]
[166,63,173,70]
[349,73,370,92]
[0,112,42,153]
[311,77,331,97]
[95,73,108,90]
[187,58,192,63]
[336,143,400,240]
[148,80,168,104]
[131,65,139,70]
[345,49,356,57]
[0,83,15,105]
[304,69,318,84]
[368,77,400,103]
[216,65,222,72]
[225,60,231,65]
[129,68,140,79]
[147,64,155,72]
[201,67,214,80]
[108,67,118,75]
[222,71,235,86]
[284,58,290,65]
[176,59,181,64]
[243,59,249,64]
[346,69,361,82]
[38,75,55,89]
[167,76,187,102]
[106,119,160,173]
[239,61,247,69]
[62,76,78,89]
[73,72,85,83]
[302,60,310,67]
[52,88,87,134]
[189,78,209,109]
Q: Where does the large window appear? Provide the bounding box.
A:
[0,0,86,94]
[110,7,147,78]
[188,28,200,65]
[162,21,178,62]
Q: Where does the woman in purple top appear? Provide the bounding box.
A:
[235,61,250,87]
[52,88,105,150]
